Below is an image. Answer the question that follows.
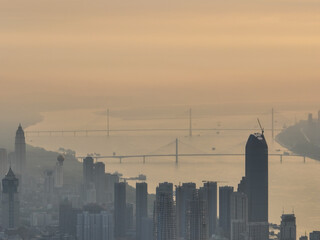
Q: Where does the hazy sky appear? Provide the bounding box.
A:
[1,0,320,110]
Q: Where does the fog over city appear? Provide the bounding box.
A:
[0,0,320,240]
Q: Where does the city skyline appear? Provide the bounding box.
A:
[1,0,320,239]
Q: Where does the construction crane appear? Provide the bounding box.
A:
[120,174,146,183]
[257,118,264,135]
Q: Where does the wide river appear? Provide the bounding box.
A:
[26,107,320,237]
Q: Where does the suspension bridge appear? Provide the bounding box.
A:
[78,138,307,164]
[25,108,286,138]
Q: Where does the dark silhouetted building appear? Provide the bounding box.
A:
[59,199,80,237]
[199,181,217,237]
[237,177,246,194]
[114,182,126,239]
[14,124,26,177]
[94,162,106,204]
[154,182,176,240]
[83,157,95,203]
[83,156,94,186]
[136,182,148,240]
[230,191,248,240]
[310,231,320,240]
[1,168,20,229]
[280,214,296,240]
[187,189,209,240]
[176,182,196,239]
[245,132,269,240]
[219,186,234,239]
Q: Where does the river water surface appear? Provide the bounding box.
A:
[26,108,320,236]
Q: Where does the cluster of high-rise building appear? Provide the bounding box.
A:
[0,125,320,240]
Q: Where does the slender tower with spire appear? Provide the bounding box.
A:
[1,167,20,229]
[14,124,26,177]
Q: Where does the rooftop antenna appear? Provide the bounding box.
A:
[257,118,264,135]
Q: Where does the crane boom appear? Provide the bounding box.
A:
[257,118,264,135]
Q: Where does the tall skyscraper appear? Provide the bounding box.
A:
[14,124,26,177]
[176,182,196,239]
[1,168,20,229]
[83,156,95,203]
[199,181,217,237]
[153,182,176,240]
[94,162,106,204]
[280,214,296,240]
[136,182,148,240]
[0,148,8,180]
[83,156,94,186]
[219,186,234,239]
[105,173,120,203]
[54,155,64,188]
[187,189,209,240]
[114,182,126,239]
[245,132,269,240]
[230,191,248,240]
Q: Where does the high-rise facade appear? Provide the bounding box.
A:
[199,181,217,237]
[76,211,114,240]
[94,162,106,204]
[154,182,176,240]
[310,232,320,240]
[186,189,209,240]
[136,182,148,240]
[83,156,95,203]
[114,182,126,239]
[0,148,8,180]
[14,124,26,177]
[245,132,269,240]
[44,169,55,205]
[280,214,296,240]
[83,156,94,186]
[1,168,20,229]
[219,186,234,239]
[59,199,80,237]
[141,217,153,240]
[176,182,196,239]
[105,173,120,203]
[248,222,269,240]
[126,203,134,231]
[230,191,248,240]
